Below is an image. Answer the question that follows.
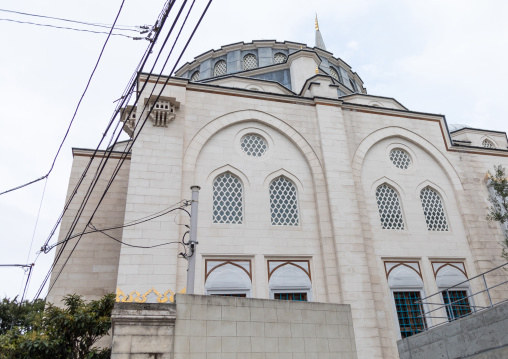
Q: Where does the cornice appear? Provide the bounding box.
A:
[202,75,296,95]
[72,148,131,160]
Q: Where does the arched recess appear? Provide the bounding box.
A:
[207,164,250,187]
[352,127,463,191]
[263,168,304,192]
[415,180,448,201]
[268,261,312,301]
[181,109,340,302]
[370,176,406,198]
[205,260,252,297]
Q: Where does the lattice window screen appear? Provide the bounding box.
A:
[190,70,200,81]
[214,60,227,76]
[420,187,449,231]
[273,52,287,64]
[376,184,405,230]
[241,134,267,157]
[213,173,243,224]
[389,148,412,170]
[243,54,258,70]
[330,67,340,81]
[270,177,299,225]
[482,139,495,148]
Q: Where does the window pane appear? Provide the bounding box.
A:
[442,290,471,320]
[274,293,307,301]
[270,177,299,225]
[213,173,243,224]
[214,60,227,76]
[393,291,426,338]
[376,184,405,230]
[420,187,449,231]
[241,134,267,157]
[210,293,247,297]
[273,52,287,64]
[244,54,257,70]
[389,148,412,169]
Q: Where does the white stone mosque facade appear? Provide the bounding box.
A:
[48,20,508,358]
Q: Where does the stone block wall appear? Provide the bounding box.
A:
[397,300,508,359]
[111,294,358,359]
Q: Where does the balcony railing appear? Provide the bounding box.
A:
[415,262,508,332]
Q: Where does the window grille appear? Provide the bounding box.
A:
[213,173,243,224]
[241,134,267,157]
[273,52,287,64]
[274,293,307,301]
[213,60,227,76]
[442,290,471,320]
[190,70,200,81]
[393,291,427,338]
[330,67,341,82]
[482,139,495,148]
[211,293,247,298]
[243,54,257,70]
[270,177,299,226]
[389,148,412,169]
[420,187,449,231]
[376,184,405,230]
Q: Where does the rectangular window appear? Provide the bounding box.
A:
[210,293,247,298]
[393,291,426,338]
[442,290,471,320]
[274,293,307,301]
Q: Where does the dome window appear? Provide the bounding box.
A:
[389,148,412,170]
[273,52,287,64]
[482,139,495,148]
[241,134,267,157]
[213,60,227,76]
[329,66,342,83]
[243,54,258,70]
[190,70,200,81]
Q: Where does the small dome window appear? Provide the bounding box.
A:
[214,60,227,76]
[241,134,267,157]
[190,70,200,81]
[482,139,495,148]
[243,54,257,70]
[329,67,341,82]
[273,52,287,64]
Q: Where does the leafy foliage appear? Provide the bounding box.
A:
[486,165,508,261]
[0,293,114,359]
[0,297,45,336]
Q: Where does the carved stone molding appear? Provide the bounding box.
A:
[144,95,180,127]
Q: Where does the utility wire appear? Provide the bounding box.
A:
[0,264,32,268]
[33,0,178,300]
[20,264,34,303]
[39,0,211,300]
[0,8,142,32]
[0,0,127,197]
[0,18,141,39]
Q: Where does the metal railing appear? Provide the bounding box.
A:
[416,262,508,332]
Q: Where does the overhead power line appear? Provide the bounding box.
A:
[0,8,143,32]
[0,18,147,39]
[0,0,127,197]
[38,0,213,300]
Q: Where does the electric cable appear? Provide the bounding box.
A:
[32,0,179,299]
[0,8,142,32]
[0,0,127,197]
[20,264,34,303]
[38,0,211,300]
[0,18,142,39]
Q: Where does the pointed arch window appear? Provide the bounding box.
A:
[376,184,405,230]
[213,60,227,77]
[482,139,495,148]
[420,187,449,231]
[213,173,243,224]
[270,176,299,226]
[190,70,200,81]
[243,54,258,70]
[329,66,342,83]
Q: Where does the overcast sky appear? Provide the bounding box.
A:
[1,0,507,301]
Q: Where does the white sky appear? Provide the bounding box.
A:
[1,0,507,301]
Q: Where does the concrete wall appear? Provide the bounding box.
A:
[111,294,358,359]
[397,300,508,359]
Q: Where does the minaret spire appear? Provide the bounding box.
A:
[315,14,326,50]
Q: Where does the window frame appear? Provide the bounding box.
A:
[269,176,300,226]
[243,53,258,70]
[375,183,406,230]
[213,59,227,77]
[389,289,429,339]
[212,172,244,224]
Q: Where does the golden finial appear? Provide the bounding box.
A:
[315,14,319,30]
[315,66,319,74]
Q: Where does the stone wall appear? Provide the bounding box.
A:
[397,300,508,359]
[111,294,358,359]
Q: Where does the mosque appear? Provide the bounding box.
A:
[48,18,508,358]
